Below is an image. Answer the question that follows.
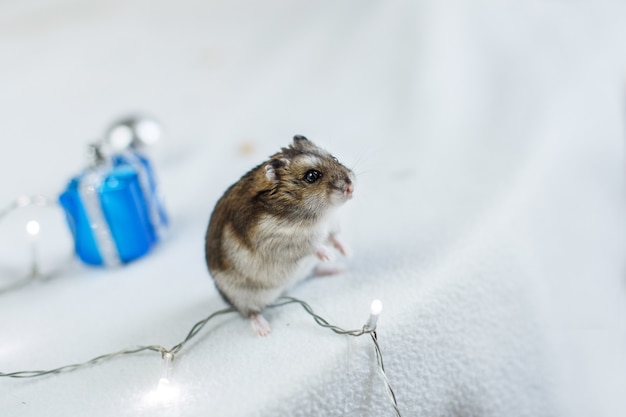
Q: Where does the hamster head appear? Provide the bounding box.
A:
[263,135,355,219]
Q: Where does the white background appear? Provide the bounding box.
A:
[1,1,625,416]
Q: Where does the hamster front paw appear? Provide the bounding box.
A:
[315,245,335,262]
[329,233,352,258]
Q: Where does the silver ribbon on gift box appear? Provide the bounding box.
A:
[77,168,122,267]
[115,150,167,242]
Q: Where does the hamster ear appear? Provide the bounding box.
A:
[292,135,317,151]
[293,135,308,143]
[264,158,289,181]
[264,164,278,181]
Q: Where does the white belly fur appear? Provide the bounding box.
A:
[216,214,336,314]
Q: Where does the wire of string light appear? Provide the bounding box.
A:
[277,297,401,416]
[0,295,401,416]
[0,195,56,218]
[1,196,401,415]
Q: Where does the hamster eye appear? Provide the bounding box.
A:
[304,169,322,184]
[332,156,339,163]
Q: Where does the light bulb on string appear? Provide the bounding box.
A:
[26,220,40,236]
[365,299,383,331]
[144,351,180,406]
[16,195,30,208]
[25,220,40,278]
[158,351,173,389]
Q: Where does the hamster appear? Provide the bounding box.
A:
[205,135,355,336]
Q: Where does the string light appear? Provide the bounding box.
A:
[370,331,401,417]
[365,299,383,331]
[144,351,180,406]
[279,297,401,416]
[1,124,400,414]
[159,352,174,387]
[1,195,55,220]
[25,220,41,236]
[0,297,401,416]
[1,196,57,293]
[25,220,41,278]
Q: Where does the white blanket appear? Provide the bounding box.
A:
[1,1,625,416]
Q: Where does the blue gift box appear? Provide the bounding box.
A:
[59,152,167,266]
[112,150,169,234]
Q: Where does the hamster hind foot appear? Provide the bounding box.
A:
[313,263,347,276]
[249,312,272,337]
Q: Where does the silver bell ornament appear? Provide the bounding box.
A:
[104,115,163,152]
[86,142,108,167]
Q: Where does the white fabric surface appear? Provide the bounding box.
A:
[1,1,625,416]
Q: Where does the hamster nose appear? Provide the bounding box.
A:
[345,179,355,197]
